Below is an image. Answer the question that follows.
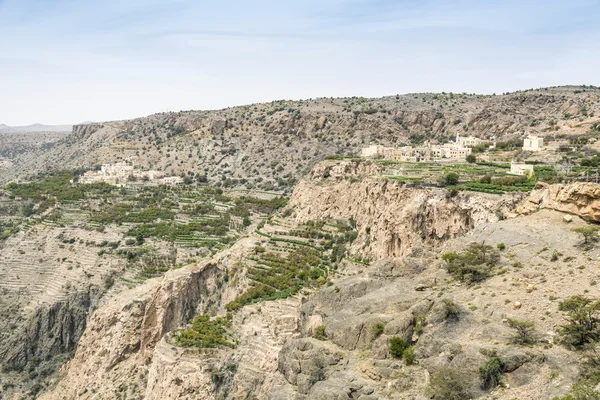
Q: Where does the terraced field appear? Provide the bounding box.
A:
[0,170,290,323]
[172,210,361,356]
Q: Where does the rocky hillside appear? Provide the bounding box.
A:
[2,86,600,190]
[30,160,600,400]
[290,160,525,260]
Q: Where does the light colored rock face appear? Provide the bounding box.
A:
[39,263,227,400]
[289,160,526,260]
[514,181,600,221]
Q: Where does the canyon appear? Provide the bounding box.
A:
[4,160,594,399]
[2,87,600,399]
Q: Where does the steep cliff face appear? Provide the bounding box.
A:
[0,287,101,367]
[289,161,526,260]
[512,181,600,221]
[39,236,256,400]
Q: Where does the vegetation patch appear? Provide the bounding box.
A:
[441,243,500,283]
[558,295,600,349]
[173,314,235,349]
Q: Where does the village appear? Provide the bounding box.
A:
[360,133,545,176]
[76,161,184,186]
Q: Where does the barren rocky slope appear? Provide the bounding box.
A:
[30,160,600,400]
[2,86,600,189]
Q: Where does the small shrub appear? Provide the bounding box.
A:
[441,299,460,322]
[372,322,384,338]
[551,250,561,262]
[479,174,492,184]
[403,346,416,365]
[414,314,426,335]
[389,337,406,359]
[497,242,505,251]
[479,351,505,389]
[428,367,472,400]
[314,325,327,341]
[507,318,537,345]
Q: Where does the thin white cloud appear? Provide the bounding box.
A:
[0,0,599,125]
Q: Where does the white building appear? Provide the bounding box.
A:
[360,140,472,162]
[360,145,396,159]
[523,135,544,152]
[455,134,483,148]
[161,176,185,185]
[509,160,534,176]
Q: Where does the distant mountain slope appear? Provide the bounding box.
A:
[1,86,599,189]
[0,123,72,133]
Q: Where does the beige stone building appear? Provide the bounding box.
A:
[509,160,534,176]
[455,134,483,148]
[361,140,472,162]
[523,135,544,151]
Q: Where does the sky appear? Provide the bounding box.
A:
[1,0,599,125]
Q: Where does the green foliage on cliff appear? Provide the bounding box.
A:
[173,314,235,349]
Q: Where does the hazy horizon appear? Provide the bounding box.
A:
[0,84,598,128]
[2,0,599,125]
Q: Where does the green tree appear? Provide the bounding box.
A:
[443,172,459,186]
[572,226,600,246]
[558,295,600,349]
[479,352,504,389]
[389,337,406,358]
[466,154,477,163]
[507,318,537,345]
[441,243,500,283]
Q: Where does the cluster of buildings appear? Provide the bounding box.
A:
[361,133,546,163]
[77,162,184,186]
[361,134,485,162]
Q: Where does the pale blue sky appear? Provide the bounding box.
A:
[1,0,599,125]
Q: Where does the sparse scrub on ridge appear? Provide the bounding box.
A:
[441,243,500,283]
[428,367,472,400]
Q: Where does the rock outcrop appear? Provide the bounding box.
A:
[512,181,600,222]
[39,262,228,399]
[289,160,526,260]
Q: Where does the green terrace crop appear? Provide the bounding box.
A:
[173,314,236,349]
[2,170,289,281]
[378,160,513,186]
[225,217,358,312]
